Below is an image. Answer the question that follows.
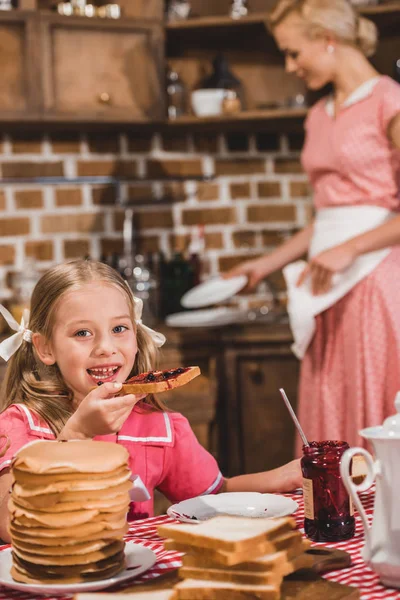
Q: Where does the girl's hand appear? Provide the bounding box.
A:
[222,257,269,293]
[224,458,302,494]
[59,382,145,440]
[268,459,302,493]
[296,242,358,295]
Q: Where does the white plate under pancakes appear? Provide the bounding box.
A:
[0,541,156,595]
[167,492,299,523]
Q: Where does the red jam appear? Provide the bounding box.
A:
[124,367,189,384]
[301,440,355,542]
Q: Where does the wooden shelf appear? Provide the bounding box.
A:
[166,3,400,31]
[169,107,307,123]
[166,13,269,30]
[166,108,307,132]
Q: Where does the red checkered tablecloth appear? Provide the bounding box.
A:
[0,489,399,600]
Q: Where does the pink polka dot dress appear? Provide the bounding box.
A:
[296,76,400,455]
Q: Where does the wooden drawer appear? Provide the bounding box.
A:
[40,15,165,121]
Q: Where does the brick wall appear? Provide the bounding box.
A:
[0,130,313,302]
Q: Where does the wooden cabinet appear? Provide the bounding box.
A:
[0,12,40,118]
[40,15,165,122]
[0,11,165,124]
[218,322,300,477]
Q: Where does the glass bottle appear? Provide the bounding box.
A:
[301,441,355,542]
[162,252,193,317]
[188,225,205,287]
[9,258,40,324]
[128,254,158,328]
[394,58,400,84]
[166,69,187,120]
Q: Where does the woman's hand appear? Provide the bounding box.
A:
[297,241,358,295]
[58,382,145,440]
[223,257,270,293]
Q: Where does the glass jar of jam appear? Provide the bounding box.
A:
[301,441,355,542]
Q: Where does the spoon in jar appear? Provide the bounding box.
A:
[279,388,309,447]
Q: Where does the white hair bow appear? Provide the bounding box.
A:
[132,296,166,348]
[0,305,32,362]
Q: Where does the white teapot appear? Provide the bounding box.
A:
[340,392,400,589]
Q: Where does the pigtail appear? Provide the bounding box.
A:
[0,340,74,435]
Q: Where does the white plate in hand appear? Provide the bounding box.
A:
[180,276,247,309]
[167,492,299,523]
[0,541,156,595]
[166,307,243,328]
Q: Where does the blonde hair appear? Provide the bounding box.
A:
[269,0,378,57]
[0,259,164,435]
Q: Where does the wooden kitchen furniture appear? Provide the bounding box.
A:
[1,0,399,128]
[0,9,165,124]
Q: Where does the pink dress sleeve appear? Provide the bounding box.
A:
[157,412,223,503]
[0,404,54,473]
[380,78,400,132]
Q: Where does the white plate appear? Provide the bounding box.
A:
[166,307,243,328]
[0,541,156,596]
[180,276,247,309]
[167,492,299,523]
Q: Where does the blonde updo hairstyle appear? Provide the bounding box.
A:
[269,0,378,57]
[0,259,164,435]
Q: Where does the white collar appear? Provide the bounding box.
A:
[325,76,382,117]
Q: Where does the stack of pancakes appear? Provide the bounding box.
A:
[8,439,132,584]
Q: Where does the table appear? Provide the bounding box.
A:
[0,489,398,600]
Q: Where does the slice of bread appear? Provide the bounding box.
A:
[165,539,277,567]
[181,550,289,572]
[174,578,279,600]
[158,516,295,553]
[74,592,176,600]
[121,367,200,395]
[178,566,283,586]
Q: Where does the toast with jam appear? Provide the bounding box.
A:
[121,366,200,394]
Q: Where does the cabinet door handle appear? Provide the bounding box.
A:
[248,365,264,385]
[98,92,112,105]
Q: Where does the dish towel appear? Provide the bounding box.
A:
[283,206,394,359]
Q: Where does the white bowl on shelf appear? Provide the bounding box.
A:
[191,88,226,117]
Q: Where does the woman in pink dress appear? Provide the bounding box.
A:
[226,0,400,452]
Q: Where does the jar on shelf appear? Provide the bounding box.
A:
[301,440,355,542]
[166,0,191,22]
[230,0,248,19]
[198,54,245,111]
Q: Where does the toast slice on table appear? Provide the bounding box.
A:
[179,538,312,573]
[158,516,296,554]
[174,578,280,600]
[121,367,200,395]
[74,592,176,600]
[178,565,282,586]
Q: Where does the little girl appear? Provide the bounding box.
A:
[0,259,301,542]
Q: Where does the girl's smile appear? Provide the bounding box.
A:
[86,363,122,384]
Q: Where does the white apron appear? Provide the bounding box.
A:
[283,206,394,359]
